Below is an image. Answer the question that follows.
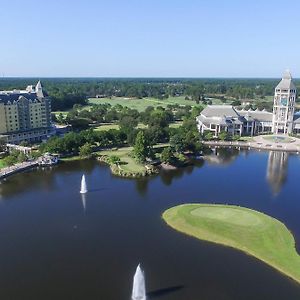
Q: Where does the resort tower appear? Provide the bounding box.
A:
[272,70,297,135]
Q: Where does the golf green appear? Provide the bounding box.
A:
[162,204,300,283]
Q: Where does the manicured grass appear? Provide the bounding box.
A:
[96,147,146,173]
[169,121,183,128]
[93,123,120,131]
[88,96,205,112]
[60,156,86,162]
[163,204,300,284]
[93,123,147,132]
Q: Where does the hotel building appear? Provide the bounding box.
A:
[0,81,54,143]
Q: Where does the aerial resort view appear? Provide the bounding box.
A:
[1,1,300,299]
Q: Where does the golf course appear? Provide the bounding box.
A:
[162,204,300,284]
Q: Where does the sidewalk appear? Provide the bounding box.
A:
[203,135,300,153]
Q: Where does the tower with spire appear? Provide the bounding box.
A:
[272,70,297,134]
[35,80,44,98]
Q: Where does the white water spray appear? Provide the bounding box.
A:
[132,264,146,300]
[80,174,87,194]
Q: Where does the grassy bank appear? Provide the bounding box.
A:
[60,155,88,162]
[97,148,145,172]
[96,147,158,177]
[163,204,300,284]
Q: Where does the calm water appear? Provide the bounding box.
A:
[0,149,300,300]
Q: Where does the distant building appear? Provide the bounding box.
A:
[0,81,54,143]
[196,71,300,137]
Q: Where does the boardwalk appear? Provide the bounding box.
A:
[0,161,38,180]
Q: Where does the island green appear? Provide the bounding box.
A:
[162,204,300,284]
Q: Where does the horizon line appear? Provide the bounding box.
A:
[0,76,294,80]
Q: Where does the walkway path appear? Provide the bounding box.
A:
[203,135,300,153]
[0,160,38,180]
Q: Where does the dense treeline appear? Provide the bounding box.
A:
[1,78,299,111]
[54,102,202,132]
[42,103,203,157]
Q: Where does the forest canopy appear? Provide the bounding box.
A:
[0,77,299,111]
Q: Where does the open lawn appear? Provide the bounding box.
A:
[93,122,180,131]
[93,123,147,132]
[88,96,217,111]
[93,123,120,131]
[163,204,300,284]
[96,147,146,173]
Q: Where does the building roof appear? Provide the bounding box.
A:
[276,70,297,91]
[198,105,274,125]
[201,105,240,118]
[0,92,40,104]
[198,105,245,126]
[0,81,47,104]
[237,109,273,122]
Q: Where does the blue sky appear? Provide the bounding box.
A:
[1,0,300,77]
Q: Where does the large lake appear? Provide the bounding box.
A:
[0,149,300,299]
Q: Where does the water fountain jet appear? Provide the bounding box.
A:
[132,264,146,300]
[80,174,87,194]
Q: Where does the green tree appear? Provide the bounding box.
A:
[119,116,138,134]
[218,131,230,141]
[4,155,17,166]
[203,131,214,141]
[109,155,121,165]
[17,152,27,163]
[160,147,174,164]
[57,113,65,124]
[170,133,185,153]
[133,131,151,162]
[79,143,93,157]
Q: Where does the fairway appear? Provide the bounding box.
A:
[191,206,262,226]
[88,96,224,111]
[163,204,300,284]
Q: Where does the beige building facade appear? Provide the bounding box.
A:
[0,81,54,144]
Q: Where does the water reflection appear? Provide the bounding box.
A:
[1,149,300,299]
[0,150,294,199]
[204,147,240,165]
[204,148,292,195]
[0,160,97,199]
[135,179,149,196]
[266,151,289,196]
[81,193,87,213]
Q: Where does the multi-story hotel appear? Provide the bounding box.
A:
[196,70,300,137]
[0,81,54,144]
